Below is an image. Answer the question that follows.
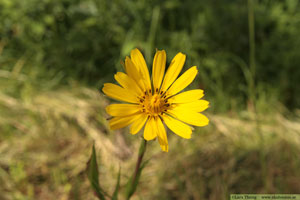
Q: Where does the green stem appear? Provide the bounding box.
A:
[125,139,147,200]
[248,0,267,190]
[248,0,256,109]
[146,6,160,61]
[132,139,147,183]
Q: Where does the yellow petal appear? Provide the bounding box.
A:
[109,114,141,130]
[102,83,138,103]
[155,117,168,152]
[166,66,198,97]
[130,114,148,135]
[167,109,209,127]
[175,100,209,112]
[152,50,166,91]
[143,117,157,140]
[114,72,143,96]
[130,48,151,90]
[106,104,141,116]
[158,137,168,152]
[125,57,145,91]
[160,52,186,92]
[169,89,204,103]
[162,114,192,139]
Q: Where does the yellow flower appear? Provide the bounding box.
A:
[102,48,209,152]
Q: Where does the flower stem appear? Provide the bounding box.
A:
[126,139,147,200]
[132,139,147,183]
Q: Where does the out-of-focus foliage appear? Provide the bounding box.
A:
[1,0,300,111]
[1,0,300,199]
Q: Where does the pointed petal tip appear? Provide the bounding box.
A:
[206,118,210,124]
[199,118,209,127]
[105,105,110,114]
[131,48,141,54]
[191,66,198,72]
[185,135,192,139]
[102,84,109,94]
[177,52,186,56]
[159,143,169,152]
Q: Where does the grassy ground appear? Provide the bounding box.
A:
[1,68,300,200]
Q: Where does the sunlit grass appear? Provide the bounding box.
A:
[1,68,300,199]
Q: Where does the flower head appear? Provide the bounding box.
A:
[102,49,209,152]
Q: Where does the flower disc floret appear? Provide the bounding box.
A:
[139,89,170,116]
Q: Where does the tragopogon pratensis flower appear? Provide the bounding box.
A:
[102,49,209,152]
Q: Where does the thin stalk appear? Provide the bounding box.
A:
[146,6,160,61]
[248,0,267,190]
[248,0,256,103]
[125,139,147,200]
[132,139,147,183]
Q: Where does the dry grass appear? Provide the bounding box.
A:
[0,71,300,200]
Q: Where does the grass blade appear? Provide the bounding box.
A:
[112,167,121,200]
[86,144,106,200]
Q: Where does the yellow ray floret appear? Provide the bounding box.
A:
[130,48,152,90]
[152,50,166,90]
[102,48,209,152]
[169,89,204,103]
[160,52,186,92]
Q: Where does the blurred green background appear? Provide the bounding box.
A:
[1,0,300,199]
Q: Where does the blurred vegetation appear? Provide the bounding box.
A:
[1,0,300,199]
[1,0,300,110]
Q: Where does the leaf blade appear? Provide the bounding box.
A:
[125,159,150,199]
[86,144,106,200]
[112,167,121,200]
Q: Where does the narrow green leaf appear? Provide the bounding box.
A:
[86,144,106,200]
[111,167,121,200]
[125,159,150,200]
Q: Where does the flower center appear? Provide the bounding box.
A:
[139,90,169,116]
